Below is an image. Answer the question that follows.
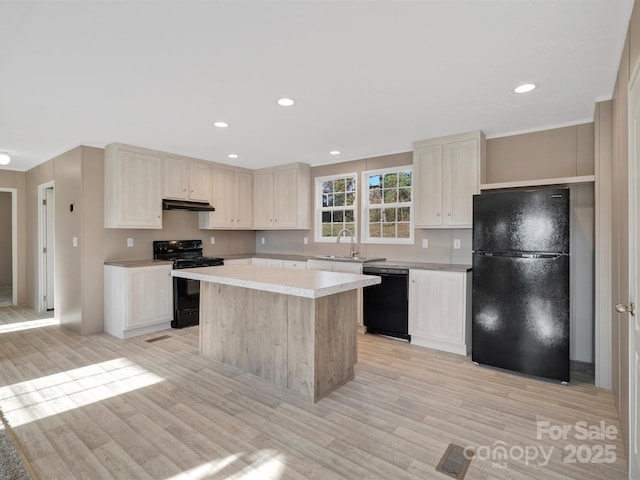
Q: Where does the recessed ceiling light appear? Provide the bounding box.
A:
[329,150,341,156]
[277,98,295,107]
[214,121,229,128]
[0,153,11,165]
[228,154,238,159]
[514,83,537,94]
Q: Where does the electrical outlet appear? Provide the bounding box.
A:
[422,239,429,248]
[303,236,308,245]
[210,236,215,245]
[261,236,265,245]
[127,237,134,247]
[453,238,461,249]
[72,237,78,247]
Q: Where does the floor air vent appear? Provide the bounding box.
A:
[145,335,171,343]
[436,443,473,479]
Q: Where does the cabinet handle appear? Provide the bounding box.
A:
[275,218,278,222]
[437,213,441,217]
[448,213,451,216]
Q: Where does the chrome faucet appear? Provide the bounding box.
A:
[336,228,358,258]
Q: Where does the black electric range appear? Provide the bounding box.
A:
[153,240,224,328]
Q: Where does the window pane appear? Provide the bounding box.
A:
[322,211,331,223]
[382,223,396,237]
[384,208,396,222]
[383,188,397,203]
[369,208,381,222]
[322,224,332,237]
[398,207,411,221]
[397,223,411,238]
[383,173,397,188]
[398,187,411,203]
[368,174,382,188]
[398,171,412,187]
[334,192,345,207]
[347,177,355,192]
[322,181,333,193]
[335,178,346,192]
[369,223,381,238]
[344,222,355,233]
[345,210,354,222]
[332,210,344,223]
[369,187,382,204]
[346,192,355,206]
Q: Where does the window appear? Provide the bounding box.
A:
[361,166,413,243]
[314,173,357,242]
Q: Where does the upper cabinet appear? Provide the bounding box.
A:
[253,163,311,230]
[413,131,485,229]
[162,154,211,202]
[199,166,253,229]
[105,143,163,229]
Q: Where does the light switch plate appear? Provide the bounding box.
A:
[127,237,134,247]
[303,236,308,245]
[422,239,429,248]
[210,236,215,245]
[453,238,461,249]
[72,237,78,247]
[261,236,265,245]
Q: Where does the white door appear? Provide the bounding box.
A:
[43,187,55,310]
[626,63,640,480]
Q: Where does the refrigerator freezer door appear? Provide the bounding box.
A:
[472,253,570,381]
[473,188,570,254]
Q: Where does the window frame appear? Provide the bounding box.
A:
[314,172,358,243]
[361,165,414,244]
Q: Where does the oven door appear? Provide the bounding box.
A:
[173,276,200,328]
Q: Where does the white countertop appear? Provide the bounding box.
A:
[172,264,381,298]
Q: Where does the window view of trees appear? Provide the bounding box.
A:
[318,175,357,239]
[365,168,412,241]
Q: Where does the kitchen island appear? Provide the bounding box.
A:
[172,265,381,402]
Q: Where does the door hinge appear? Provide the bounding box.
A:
[43,247,46,253]
[42,199,47,206]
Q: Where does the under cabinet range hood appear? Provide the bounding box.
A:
[162,199,215,212]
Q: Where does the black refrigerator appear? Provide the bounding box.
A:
[472,188,570,382]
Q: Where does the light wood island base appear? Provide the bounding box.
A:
[200,282,357,402]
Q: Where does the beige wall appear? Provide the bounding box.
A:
[0,192,12,285]
[484,123,595,183]
[0,170,26,304]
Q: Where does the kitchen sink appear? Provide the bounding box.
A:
[313,255,385,263]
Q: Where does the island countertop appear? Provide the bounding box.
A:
[172,264,381,298]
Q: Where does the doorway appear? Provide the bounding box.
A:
[38,182,55,312]
[0,190,16,306]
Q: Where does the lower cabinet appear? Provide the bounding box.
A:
[408,269,471,355]
[104,264,173,339]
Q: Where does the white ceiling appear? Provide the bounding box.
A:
[0,0,634,172]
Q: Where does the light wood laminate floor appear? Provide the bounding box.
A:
[0,306,628,479]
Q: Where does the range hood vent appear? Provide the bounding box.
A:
[162,199,215,212]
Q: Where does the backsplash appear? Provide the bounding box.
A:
[254,228,473,265]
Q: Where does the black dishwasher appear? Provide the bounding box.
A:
[362,266,410,341]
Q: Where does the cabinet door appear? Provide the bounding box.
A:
[253,172,274,228]
[283,260,307,269]
[273,167,298,228]
[129,266,172,328]
[234,172,253,228]
[163,155,189,200]
[189,161,211,202]
[306,259,332,271]
[211,168,236,228]
[409,269,464,343]
[444,139,479,227]
[117,150,162,228]
[414,145,444,227]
